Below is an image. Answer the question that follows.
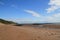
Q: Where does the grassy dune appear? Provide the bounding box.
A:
[0,23,60,40]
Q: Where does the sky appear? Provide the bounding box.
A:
[0,0,60,23]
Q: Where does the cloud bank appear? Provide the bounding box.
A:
[45,13,60,22]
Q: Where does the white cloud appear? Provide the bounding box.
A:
[4,13,60,23]
[24,10,41,17]
[46,0,60,13]
[45,0,60,22]
[53,13,60,17]
[8,13,60,23]
[45,13,60,22]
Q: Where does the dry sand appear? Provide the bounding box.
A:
[0,23,60,40]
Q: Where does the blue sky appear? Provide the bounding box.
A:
[0,0,60,23]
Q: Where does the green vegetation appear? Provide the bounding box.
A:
[0,19,16,24]
[0,18,23,26]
